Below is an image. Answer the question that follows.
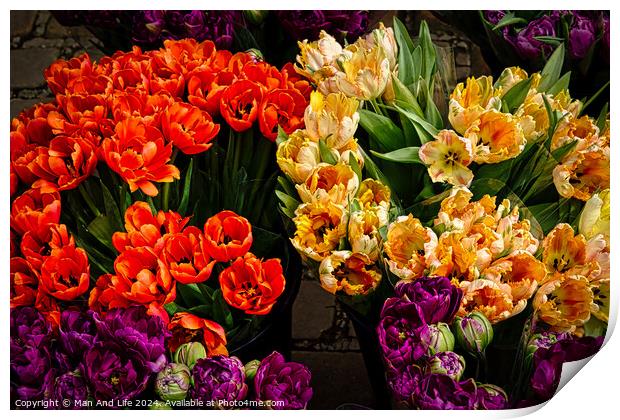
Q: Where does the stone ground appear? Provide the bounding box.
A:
[10,10,484,409]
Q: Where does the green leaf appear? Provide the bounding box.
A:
[212,289,234,330]
[187,304,214,318]
[392,76,424,117]
[348,153,363,181]
[418,21,436,84]
[164,302,185,317]
[533,36,564,45]
[412,46,423,82]
[100,180,123,231]
[277,175,297,198]
[370,147,423,165]
[538,44,565,92]
[394,105,439,143]
[278,204,296,219]
[580,81,610,115]
[501,77,532,112]
[394,17,415,85]
[425,94,443,129]
[275,190,300,212]
[547,71,571,96]
[551,139,577,162]
[178,158,194,216]
[491,13,528,31]
[596,103,609,132]
[176,283,205,308]
[276,126,288,145]
[318,138,338,165]
[358,109,406,151]
[86,215,116,250]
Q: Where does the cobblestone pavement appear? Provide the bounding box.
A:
[10,10,484,409]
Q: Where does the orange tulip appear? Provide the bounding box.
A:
[219,253,286,315]
[161,102,220,154]
[203,210,253,262]
[39,245,90,301]
[110,246,176,306]
[21,223,75,270]
[258,88,307,141]
[219,79,263,132]
[10,257,39,308]
[187,69,235,116]
[10,181,61,235]
[161,227,215,284]
[29,135,98,190]
[112,201,189,252]
[102,117,180,196]
[168,312,228,356]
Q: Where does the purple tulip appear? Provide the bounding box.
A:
[426,351,466,381]
[53,371,89,408]
[191,355,248,403]
[600,14,610,57]
[414,374,479,410]
[395,276,463,324]
[132,11,167,44]
[276,10,369,43]
[377,298,431,369]
[509,15,559,60]
[81,344,150,403]
[10,307,52,347]
[93,306,168,373]
[386,364,422,407]
[568,13,597,59]
[484,11,506,26]
[59,310,96,360]
[254,351,313,409]
[476,383,508,409]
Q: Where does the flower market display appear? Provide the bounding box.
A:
[10,34,313,408]
[276,14,609,409]
[10,10,611,410]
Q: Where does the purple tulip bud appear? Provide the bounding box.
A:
[426,351,466,381]
[568,13,597,59]
[453,312,494,355]
[191,355,248,403]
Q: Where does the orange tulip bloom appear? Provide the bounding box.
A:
[44,53,104,95]
[161,227,215,284]
[10,181,61,235]
[10,257,39,308]
[187,69,235,116]
[102,117,180,196]
[88,273,130,313]
[161,102,220,154]
[542,223,589,277]
[258,88,307,141]
[30,135,98,191]
[39,245,90,301]
[219,79,263,132]
[219,253,286,315]
[110,246,176,306]
[47,94,113,138]
[21,223,75,270]
[203,210,253,262]
[112,201,189,252]
[111,90,173,123]
[168,312,228,356]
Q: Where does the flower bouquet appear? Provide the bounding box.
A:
[10,36,314,407]
[276,15,609,409]
[11,306,312,408]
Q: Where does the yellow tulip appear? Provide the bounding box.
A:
[466,109,527,164]
[578,189,610,243]
[319,251,381,296]
[419,129,475,187]
[296,162,359,205]
[458,278,525,324]
[291,201,348,262]
[295,31,344,83]
[348,209,382,261]
[384,214,438,280]
[553,144,609,201]
[304,91,360,150]
[335,44,391,100]
[276,129,321,184]
[448,76,501,135]
[533,274,597,332]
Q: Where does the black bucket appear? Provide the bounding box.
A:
[343,306,392,409]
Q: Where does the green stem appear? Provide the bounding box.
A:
[161,149,178,212]
[78,183,101,217]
